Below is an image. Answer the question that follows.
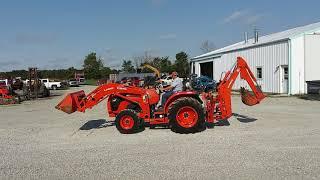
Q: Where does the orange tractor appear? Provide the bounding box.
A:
[0,85,20,105]
[56,57,265,134]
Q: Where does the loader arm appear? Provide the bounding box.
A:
[55,83,147,114]
[216,57,266,119]
[141,64,160,78]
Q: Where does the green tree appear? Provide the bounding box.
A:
[174,51,189,77]
[151,57,161,70]
[100,66,112,78]
[83,52,103,79]
[151,56,173,72]
[121,60,135,73]
[159,56,173,73]
[140,56,173,74]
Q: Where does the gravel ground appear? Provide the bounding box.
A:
[0,85,320,179]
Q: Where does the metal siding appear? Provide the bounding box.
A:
[290,36,305,94]
[193,22,320,60]
[194,61,200,75]
[212,41,288,93]
[305,34,320,81]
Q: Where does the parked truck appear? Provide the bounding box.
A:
[75,71,85,85]
[40,79,62,90]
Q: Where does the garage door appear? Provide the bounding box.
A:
[200,61,213,79]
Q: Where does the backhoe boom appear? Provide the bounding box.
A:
[215,57,265,119]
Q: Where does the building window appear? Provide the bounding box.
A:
[256,67,262,79]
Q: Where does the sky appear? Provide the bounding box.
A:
[0,0,320,71]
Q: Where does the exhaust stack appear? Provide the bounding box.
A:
[244,32,248,44]
[254,29,259,44]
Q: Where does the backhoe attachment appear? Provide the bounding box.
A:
[236,57,265,106]
[240,86,264,106]
[216,57,266,119]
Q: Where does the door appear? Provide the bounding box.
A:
[281,66,288,94]
[199,61,213,79]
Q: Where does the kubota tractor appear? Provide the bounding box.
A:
[56,57,265,134]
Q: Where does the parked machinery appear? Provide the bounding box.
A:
[56,57,265,134]
[75,71,85,85]
[11,78,29,101]
[189,75,217,92]
[0,82,20,105]
[26,68,50,98]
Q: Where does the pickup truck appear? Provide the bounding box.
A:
[160,75,173,87]
[40,79,62,90]
[68,79,79,87]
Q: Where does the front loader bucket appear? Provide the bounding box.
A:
[240,87,262,106]
[55,90,85,114]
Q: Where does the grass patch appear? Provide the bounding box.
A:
[85,79,97,86]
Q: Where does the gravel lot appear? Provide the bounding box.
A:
[0,85,320,179]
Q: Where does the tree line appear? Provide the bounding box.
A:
[0,40,216,80]
[120,51,190,77]
[0,51,191,80]
[81,51,190,79]
[0,52,119,80]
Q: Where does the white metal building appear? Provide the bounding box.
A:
[191,22,320,94]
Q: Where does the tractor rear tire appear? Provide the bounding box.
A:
[115,109,144,134]
[168,97,205,134]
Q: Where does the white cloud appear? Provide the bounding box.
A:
[246,14,263,24]
[159,33,177,40]
[224,10,249,23]
[224,10,264,25]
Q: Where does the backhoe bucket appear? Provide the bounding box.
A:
[240,87,262,106]
[55,90,85,114]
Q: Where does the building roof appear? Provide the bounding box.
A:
[192,21,320,61]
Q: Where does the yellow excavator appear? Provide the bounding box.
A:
[139,64,163,89]
[140,64,160,78]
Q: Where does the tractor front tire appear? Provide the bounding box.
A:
[168,97,205,134]
[115,109,144,134]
